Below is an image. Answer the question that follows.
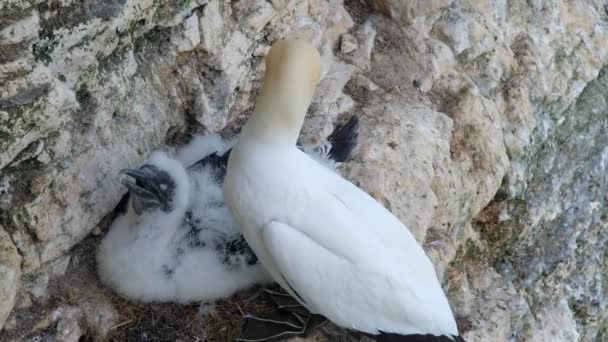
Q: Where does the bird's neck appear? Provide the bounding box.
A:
[239,87,309,147]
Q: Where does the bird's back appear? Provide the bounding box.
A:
[293,153,458,335]
[297,151,434,269]
[227,145,456,335]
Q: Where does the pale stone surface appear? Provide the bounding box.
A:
[172,14,201,53]
[0,226,21,330]
[3,316,17,331]
[367,0,453,26]
[234,0,276,34]
[54,306,82,342]
[1,0,607,340]
[340,33,358,53]
[343,16,376,70]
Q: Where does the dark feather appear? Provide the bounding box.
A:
[187,115,359,182]
[326,115,359,162]
[187,149,231,182]
[363,332,466,342]
[218,234,259,267]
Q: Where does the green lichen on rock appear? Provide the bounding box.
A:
[0,225,21,329]
[478,64,608,340]
[32,36,58,66]
[0,100,46,152]
[2,0,608,340]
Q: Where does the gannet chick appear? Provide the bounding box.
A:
[224,39,465,342]
[96,151,267,303]
[96,118,359,304]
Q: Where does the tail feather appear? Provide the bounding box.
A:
[365,332,466,342]
[326,116,359,162]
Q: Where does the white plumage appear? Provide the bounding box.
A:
[97,118,359,304]
[97,143,269,303]
[224,39,461,341]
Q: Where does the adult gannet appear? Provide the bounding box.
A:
[224,39,464,341]
[96,117,359,304]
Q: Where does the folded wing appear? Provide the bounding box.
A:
[259,170,458,337]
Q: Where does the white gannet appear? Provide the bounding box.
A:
[96,117,359,304]
[224,39,464,342]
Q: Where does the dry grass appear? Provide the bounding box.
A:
[98,284,276,341]
[1,222,277,342]
[72,234,276,342]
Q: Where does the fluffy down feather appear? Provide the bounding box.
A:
[97,117,358,303]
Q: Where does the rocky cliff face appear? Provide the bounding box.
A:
[0,0,606,341]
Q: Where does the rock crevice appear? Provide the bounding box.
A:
[0,0,606,340]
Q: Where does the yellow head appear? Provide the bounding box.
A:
[261,39,321,101]
[245,39,322,144]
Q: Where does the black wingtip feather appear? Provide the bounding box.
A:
[188,116,357,178]
[186,148,232,181]
[326,116,359,162]
[365,332,466,342]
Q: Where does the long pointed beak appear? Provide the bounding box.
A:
[119,168,164,215]
[119,169,159,201]
[119,164,177,214]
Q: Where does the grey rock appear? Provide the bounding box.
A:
[85,0,126,19]
[0,226,21,330]
[234,0,276,34]
[1,0,607,340]
[340,33,358,54]
[0,83,51,107]
[54,306,82,342]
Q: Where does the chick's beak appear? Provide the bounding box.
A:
[120,168,163,215]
